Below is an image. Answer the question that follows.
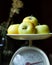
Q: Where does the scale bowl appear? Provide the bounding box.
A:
[7,33,52,40]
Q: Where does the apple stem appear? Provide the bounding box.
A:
[29,40,32,47]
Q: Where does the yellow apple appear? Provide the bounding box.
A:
[22,16,38,26]
[35,25,50,34]
[18,22,36,34]
[7,24,19,34]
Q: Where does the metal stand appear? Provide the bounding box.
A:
[29,40,32,47]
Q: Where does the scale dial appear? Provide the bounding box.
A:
[9,47,50,65]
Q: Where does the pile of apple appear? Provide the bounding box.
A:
[7,16,50,34]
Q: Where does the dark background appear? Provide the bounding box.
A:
[0,0,52,30]
[0,0,52,65]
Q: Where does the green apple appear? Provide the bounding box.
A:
[18,22,36,34]
[22,16,38,26]
[35,25,50,34]
[7,24,19,34]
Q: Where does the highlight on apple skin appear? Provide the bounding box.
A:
[35,24,50,34]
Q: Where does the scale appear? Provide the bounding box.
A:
[7,33,52,65]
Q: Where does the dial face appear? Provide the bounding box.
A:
[10,47,50,65]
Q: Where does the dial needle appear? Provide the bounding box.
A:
[25,61,43,65]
